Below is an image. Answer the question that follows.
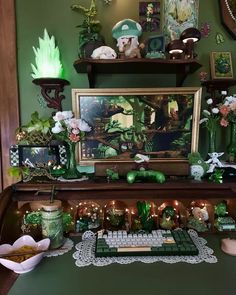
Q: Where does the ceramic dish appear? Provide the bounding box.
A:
[0,235,50,273]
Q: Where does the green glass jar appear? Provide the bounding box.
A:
[41,200,64,249]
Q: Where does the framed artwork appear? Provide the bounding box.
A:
[139,1,161,32]
[219,0,236,39]
[72,88,202,169]
[145,35,165,57]
[210,51,234,79]
[162,0,199,42]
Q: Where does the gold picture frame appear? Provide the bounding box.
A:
[210,51,234,80]
[72,88,202,175]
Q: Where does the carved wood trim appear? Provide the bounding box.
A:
[0,0,20,191]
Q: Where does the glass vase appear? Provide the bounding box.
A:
[208,128,216,153]
[63,142,82,179]
[227,121,236,163]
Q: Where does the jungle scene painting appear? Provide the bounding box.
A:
[73,89,201,164]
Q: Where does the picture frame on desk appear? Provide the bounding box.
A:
[9,145,67,167]
[72,88,202,175]
[210,51,234,80]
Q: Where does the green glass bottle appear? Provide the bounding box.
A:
[41,200,64,249]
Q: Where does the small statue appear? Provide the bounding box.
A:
[91,46,117,59]
[206,152,224,173]
[160,206,176,230]
[188,152,209,181]
[112,19,143,58]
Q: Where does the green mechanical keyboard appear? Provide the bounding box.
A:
[95,229,199,257]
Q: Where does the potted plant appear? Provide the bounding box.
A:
[71,0,105,58]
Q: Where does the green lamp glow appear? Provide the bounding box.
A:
[31,28,63,79]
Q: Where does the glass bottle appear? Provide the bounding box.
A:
[41,200,64,249]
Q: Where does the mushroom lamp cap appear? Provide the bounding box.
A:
[112,19,142,40]
[180,27,201,43]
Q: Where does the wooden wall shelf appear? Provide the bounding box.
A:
[201,79,236,102]
[73,58,202,88]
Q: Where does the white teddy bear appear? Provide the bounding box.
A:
[91,46,117,59]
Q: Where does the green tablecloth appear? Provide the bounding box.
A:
[8,234,236,295]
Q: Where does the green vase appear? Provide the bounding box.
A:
[63,142,82,179]
[227,121,236,163]
[208,128,216,153]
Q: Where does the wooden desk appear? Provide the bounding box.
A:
[2,234,236,295]
[1,179,236,294]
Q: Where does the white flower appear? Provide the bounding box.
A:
[68,118,80,129]
[212,108,219,114]
[199,118,209,124]
[53,111,73,122]
[206,98,213,105]
[51,121,64,133]
[78,119,91,132]
[221,91,227,95]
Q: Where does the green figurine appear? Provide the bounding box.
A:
[160,206,176,230]
[127,170,165,184]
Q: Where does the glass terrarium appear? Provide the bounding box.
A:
[187,200,211,232]
[76,201,102,232]
[104,200,128,230]
[158,201,183,230]
[130,201,157,232]
[214,200,236,231]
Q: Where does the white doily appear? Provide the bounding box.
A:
[73,230,217,267]
[45,238,74,257]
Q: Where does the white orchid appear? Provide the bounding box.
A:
[51,111,91,143]
[78,119,92,132]
[51,121,65,134]
[53,111,73,122]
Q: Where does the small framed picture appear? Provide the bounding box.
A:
[210,51,234,79]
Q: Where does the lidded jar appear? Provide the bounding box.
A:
[41,200,64,249]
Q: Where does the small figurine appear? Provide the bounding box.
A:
[112,19,143,58]
[91,46,117,59]
[214,201,236,231]
[127,170,165,184]
[206,152,224,173]
[160,206,176,230]
[188,152,209,181]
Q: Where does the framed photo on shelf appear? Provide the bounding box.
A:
[210,51,234,79]
[72,88,202,175]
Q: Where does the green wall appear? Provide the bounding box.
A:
[15,0,236,156]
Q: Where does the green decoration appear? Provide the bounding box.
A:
[23,210,73,233]
[136,201,154,231]
[160,206,176,230]
[188,152,209,173]
[215,32,224,44]
[106,168,119,181]
[187,217,208,232]
[127,170,165,184]
[163,206,175,218]
[209,169,224,183]
[24,211,42,225]
[214,201,227,217]
[31,28,63,79]
[16,111,53,145]
[71,0,104,58]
